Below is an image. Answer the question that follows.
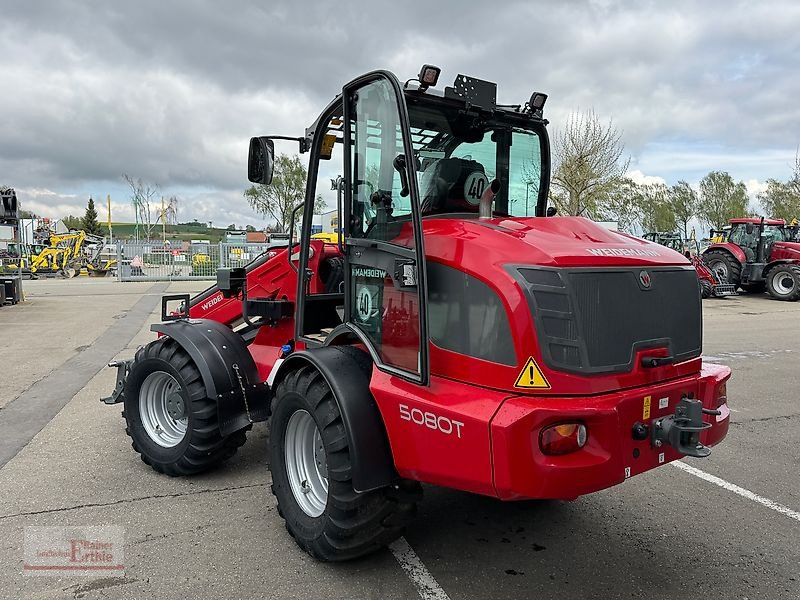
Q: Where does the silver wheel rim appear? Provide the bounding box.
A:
[709,259,728,281]
[138,371,188,448]
[773,272,796,296]
[285,410,328,517]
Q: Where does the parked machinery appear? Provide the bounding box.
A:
[643,232,736,298]
[703,218,800,300]
[103,66,731,561]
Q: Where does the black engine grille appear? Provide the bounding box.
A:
[512,266,702,374]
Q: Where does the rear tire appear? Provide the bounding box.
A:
[766,265,800,301]
[123,338,247,476]
[704,250,741,287]
[269,366,420,561]
[699,278,713,299]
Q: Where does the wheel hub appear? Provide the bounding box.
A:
[709,260,728,281]
[774,272,796,295]
[138,371,188,448]
[166,393,186,420]
[284,410,328,517]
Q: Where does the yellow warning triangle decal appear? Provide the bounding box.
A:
[514,357,551,389]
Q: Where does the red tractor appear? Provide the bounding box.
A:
[703,218,800,300]
[103,67,730,561]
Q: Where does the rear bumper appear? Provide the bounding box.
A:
[490,362,731,500]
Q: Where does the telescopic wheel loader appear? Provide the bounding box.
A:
[103,66,731,561]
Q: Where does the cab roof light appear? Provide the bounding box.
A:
[525,92,548,117]
[418,64,441,89]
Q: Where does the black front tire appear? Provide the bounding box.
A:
[699,278,713,299]
[269,366,420,561]
[766,265,800,301]
[123,338,247,476]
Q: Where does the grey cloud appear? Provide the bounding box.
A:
[2,0,800,225]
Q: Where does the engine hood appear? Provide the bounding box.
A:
[422,216,689,268]
[772,241,800,260]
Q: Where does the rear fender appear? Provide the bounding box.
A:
[763,258,800,278]
[274,346,398,493]
[703,243,746,264]
[151,319,271,435]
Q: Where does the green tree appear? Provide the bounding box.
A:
[697,171,748,229]
[669,181,699,239]
[758,154,800,222]
[63,214,82,231]
[245,224,257,232]
[549,110,630,218]
[81,197,101,234]
[635,183,676,233]
[758,179,800,222]
[599,178,641,233]
[244,153,323,232]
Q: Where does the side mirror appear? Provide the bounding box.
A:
[248,137,275,185]
[546,206,557,217]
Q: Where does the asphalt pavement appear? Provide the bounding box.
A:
[0,281,798,599]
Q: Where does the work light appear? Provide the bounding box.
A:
[418,64,441,89]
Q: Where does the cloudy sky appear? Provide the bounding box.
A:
[2,0,799,227]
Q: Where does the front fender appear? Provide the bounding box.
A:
[274,346,398,493]
[151,319,270,435]
[704,242,746,264]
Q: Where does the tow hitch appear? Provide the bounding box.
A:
[651,396,719,458]
[100,360,131,405]
[633,395,720,457]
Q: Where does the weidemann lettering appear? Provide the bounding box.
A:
[587,248,660,257]
[352,267,387,279]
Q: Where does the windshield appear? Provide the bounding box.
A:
[763,225,787,243]
[407,102,545,218]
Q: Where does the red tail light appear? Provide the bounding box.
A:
[715,382,728,409]
[539,423,587,456]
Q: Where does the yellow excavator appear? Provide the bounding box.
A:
[26,231,115,278]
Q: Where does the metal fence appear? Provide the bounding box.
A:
[117,242,271,281]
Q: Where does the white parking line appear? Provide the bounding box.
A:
[672,461,800,522]
[389,537,451,600]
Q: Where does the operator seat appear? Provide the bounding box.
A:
[421,157,486,215]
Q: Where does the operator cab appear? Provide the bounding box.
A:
[248,67,551,383]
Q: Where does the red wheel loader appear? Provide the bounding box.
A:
[103,67,731,561]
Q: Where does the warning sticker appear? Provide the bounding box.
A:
[642,396,652,420]
[514,357,551,390]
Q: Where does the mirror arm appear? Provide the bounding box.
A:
[262,135,310,153]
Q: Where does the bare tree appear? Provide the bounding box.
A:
[245,154,325,232]
[550,110,630,218]
[123,174,160,240]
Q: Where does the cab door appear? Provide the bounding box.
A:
[342,71,429,384]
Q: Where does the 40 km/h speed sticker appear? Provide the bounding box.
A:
[514,357,551,390]
[356,285,375,323]
[463,172,488,205]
